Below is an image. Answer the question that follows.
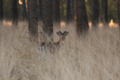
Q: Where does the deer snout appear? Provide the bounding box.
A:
[62,37,64,40]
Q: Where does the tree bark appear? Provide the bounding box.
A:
[0,0,3,24]
[76,0,89,36]
[92,0,99,27]
[53,0,60,27]
[101,0,108,26]
[11,0,18,26]
[27,0,38,41]
[22,0,27,21]
[42,0,53,41]
[66,0,74,24]
[74,0,77,26]
[118,0,120,41]
[39,0,42,21]
[118,0,120,26]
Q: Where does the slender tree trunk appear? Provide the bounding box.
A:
[39,0,42,21]
[42,0,53,41]
[0,0,3,24]
[11,0,18,26]
[22,0,27,21]
[66,0,74,24]
[118,0,120,41]
[101,0,108,26]
[118,0,120,26]
[92,0,99,27]
[27,0,38,41]
[53,0,60,27]
[74,0,77,26]
[71,0,74,21]
[76,0,89,36]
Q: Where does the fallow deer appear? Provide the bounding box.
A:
[39,31,69,54]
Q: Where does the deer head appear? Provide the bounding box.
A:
[56,31,69,44]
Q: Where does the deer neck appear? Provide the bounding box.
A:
[58,37,64,46]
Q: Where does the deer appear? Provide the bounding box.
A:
[38,31,69,54]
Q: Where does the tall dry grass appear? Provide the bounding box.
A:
[0,23,120,80]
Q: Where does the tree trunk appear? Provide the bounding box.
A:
[42,0,53,41]
[11,0,18,26]
[118,0,120,26]
[101,0,108,26]
[39,0,42,21]
[66,0,74,24]
[22,0,27,21]
[118,0,120,40]
[76,0,89,36]
[74,0,77,26]
[92,0,99,27]
[27,0,38,41]
[53,0,60,27]
[0,0,3,24]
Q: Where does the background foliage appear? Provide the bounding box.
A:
[2,0,118,22]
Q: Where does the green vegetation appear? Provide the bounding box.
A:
[3,0,11,19]
[85,0,92,21]
[108,0,118,22]
[60,0,66,21]
[85,0,118,22]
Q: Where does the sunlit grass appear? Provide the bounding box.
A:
[0,22,120,80]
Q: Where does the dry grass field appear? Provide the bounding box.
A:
[0,22,120,80]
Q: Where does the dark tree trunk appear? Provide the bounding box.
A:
[53,0,60,27]
[118,0,120,40]
[66,0,74,24]
[101,0,108,26]
[74,0,77,25]
[22,0,27,21]
[39,0,42,21]
[76,0,89,36]
[27,0,38,41]
[42,0,53,41]
[0,0,3,24]
[118,0,120,26]
[11,0,18,26]
[92,0,99,27]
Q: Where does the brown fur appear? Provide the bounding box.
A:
[39,31,69,54]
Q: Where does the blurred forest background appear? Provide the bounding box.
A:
[0,0,119,42]
[1,0,118,22]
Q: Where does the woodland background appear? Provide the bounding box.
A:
[1,0,118,22]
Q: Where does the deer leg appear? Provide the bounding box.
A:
[38,46,42,59]
[39,46,45,59]
[42,46,45,53]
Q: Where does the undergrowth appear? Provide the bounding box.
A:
[0,23,120,80]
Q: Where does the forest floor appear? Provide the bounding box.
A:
[0,22,120,80]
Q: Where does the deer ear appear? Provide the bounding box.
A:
[56,31,61,36]
[64,31,69,36]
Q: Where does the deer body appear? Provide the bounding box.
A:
[39,31,69,54]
